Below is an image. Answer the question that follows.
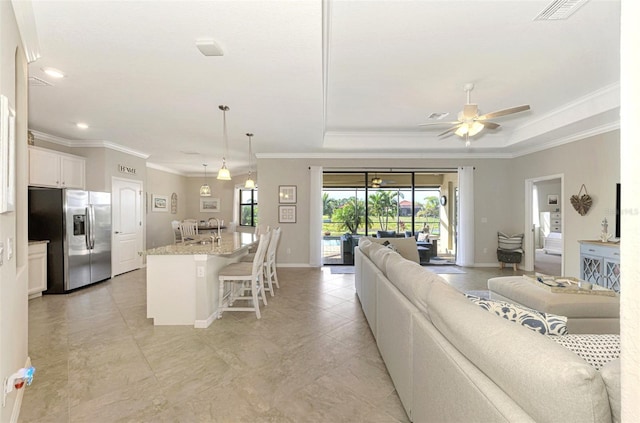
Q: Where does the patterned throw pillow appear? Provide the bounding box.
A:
[382,240,397,252]
[465,294,568,336]
[497,232,524,253]
[548,334,620,370]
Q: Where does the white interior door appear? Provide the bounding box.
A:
[112,177,143,276]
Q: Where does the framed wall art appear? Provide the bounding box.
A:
[152,194,169,212]
[279,205,296,223]
[200,197,220,213]
[548,194,559,205]
[279,185,297,204]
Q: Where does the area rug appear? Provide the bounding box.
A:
[427,257,456,266]
[428,266,466,274]
[329,266,355,274]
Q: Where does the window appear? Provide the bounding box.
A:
[239,188,258,226]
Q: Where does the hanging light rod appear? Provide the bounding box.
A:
[245,133,255,189]
[217,105,231,180]
[200,163,212,196]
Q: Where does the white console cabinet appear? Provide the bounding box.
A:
[28,241,49,299]
[579,240,620,292]
[29,146,85,189]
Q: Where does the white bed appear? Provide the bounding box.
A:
[543,232,563,255]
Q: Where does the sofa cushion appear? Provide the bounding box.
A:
[362,236,420,264]
[376,230,396,238]
[600,359,621,423]
[548,334,620,370]
[370,245,396,273]
[427,281,612,423]
[357,237,373,257]
[466,295,568,336]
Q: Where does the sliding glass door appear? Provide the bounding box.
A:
[322,171,456,265]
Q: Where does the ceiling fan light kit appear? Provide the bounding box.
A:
[419,82,530,146]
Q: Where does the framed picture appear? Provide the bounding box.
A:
[279,205,296,223]
[547,194,559,205]
[200,197,220,213]
[0,95,15,213]
[279,185,297,203]
[152,194,169,212]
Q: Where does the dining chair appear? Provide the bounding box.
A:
[171,220,181,244]
[241,228,277,296]
[179,221,198,242]
[217,232,270,319]
[264,227,282,292]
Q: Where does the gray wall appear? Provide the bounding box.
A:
[509,130,620,277]
[145,168,188,248]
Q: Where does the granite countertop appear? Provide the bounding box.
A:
[145,232,257,256]
[28,240,50,245]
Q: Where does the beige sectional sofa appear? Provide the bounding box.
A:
[354,237,620,423]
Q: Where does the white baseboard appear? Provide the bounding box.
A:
[276,263,315,268]
[194,313,217,329]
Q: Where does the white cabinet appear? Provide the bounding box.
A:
[549,212,561,233]
[29,146,85,189]
[579,241,620,292]
[28,241,48,299]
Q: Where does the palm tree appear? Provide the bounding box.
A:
[368,191,403,230]
[332,198,370,234]
[322,193,337,217]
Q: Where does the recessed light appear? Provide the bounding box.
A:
[42,67,65,78]
[76,123,89,129]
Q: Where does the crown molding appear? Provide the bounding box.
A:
[10,0,41,63]
[30,130,150,159]
[146,162,186,176]
[256,151,513,160]
[511,121,620,158]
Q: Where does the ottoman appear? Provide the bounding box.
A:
[488,276,620,334]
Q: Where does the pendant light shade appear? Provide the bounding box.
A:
[245,133,255,189]
[217,105,232,180]
[200,164,211,196]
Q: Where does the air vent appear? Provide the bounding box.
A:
[428,112,449,120]
[28,76,53,87]
[534,0,590,20]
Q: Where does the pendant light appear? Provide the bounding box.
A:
[217,105,231,180]
[199,164,212,196]
[245,133,255,189]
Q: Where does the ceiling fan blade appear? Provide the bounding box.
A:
[438,124,463,137]
[482,121,500,130]
[478,105,530,120]
[418,121,461,127]
[462,104,478,119]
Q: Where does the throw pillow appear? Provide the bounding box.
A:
[548,334,620,370]
[497,232,524,252]
[417,232,428,242]
[465,294,568,336]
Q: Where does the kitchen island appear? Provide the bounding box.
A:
[145,232,257,328]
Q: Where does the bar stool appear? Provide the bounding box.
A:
[217,233,270,319]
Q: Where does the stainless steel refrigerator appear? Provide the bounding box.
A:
[28,188,112,293]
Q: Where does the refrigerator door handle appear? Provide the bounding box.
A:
[85,206,92,250]
[90,204,96,249]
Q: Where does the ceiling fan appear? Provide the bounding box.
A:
[419,83,530,146]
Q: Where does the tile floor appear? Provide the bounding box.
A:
[21,265,525,422]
